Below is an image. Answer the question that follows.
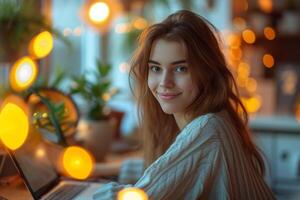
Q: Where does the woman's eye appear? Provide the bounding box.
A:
[150,66,161,72]
[174,66,187,73]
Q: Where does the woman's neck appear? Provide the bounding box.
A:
[173,113,192,130]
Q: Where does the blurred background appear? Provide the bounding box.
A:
[0,0,300,199]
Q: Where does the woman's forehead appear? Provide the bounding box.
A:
[149,39,187,62]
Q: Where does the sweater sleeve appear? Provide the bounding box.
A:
[118,158,144,184]
[134,114,223,200]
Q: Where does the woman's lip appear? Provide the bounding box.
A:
[157,92,181,100]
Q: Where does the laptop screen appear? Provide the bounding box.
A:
[7,128,60,197]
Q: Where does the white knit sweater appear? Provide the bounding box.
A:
[93,111,275,200]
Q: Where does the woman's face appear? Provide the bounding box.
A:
[147,39,199,116]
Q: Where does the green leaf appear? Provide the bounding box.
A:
[97,59,111,77]
[50,68,66,88]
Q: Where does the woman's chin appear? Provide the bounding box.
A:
[161,107,176,115]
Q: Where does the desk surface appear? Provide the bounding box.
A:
[0,150,142,200]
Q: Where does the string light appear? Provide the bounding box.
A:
[81,0,122,33]
[242,29,256,44]
[0,96,29,150]
[118,187,148,200]
[263,54,275,68]
[258,0,272,13]
[62,146,94,180]
[89,2,110,23]
[9,56,38,92]
[264,27,276,40]
[29,31,54,59]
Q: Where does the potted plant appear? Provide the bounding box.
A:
[70,59,118,161]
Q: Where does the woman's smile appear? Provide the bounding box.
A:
[157,92,182,100]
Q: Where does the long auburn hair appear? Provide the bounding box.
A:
[129,10,265,174]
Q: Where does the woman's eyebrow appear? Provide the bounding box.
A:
[171,60,186,65]
[148,60,160,65]
[148,59,187,65]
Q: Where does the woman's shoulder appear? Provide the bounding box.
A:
[179,110,233,141]
[176,112,219,142]
[183,110,226,131]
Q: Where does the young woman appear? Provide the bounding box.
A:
[93,10,275,200]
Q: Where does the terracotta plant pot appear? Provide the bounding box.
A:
[76,118,116,162]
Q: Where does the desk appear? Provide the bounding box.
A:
[0,150,142,200]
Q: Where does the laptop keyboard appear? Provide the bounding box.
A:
[44,183,88,200]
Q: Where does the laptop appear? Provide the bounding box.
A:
[6,129,106,200]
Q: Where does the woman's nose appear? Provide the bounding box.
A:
[160,71,174,88]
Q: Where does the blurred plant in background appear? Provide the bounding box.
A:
[0,0,68,62]
[70,59,118,121]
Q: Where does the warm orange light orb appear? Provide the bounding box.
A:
[242,29,256,44]
[263,54,275,68]
[62,146,94,180]
[227,34,241,48]
[81,0,122,33]
[258,0,272,13]
[102,93,111,101]
[89,2,110,23]
[246,78,257,93]
[0,98,29,150]
[229,48,242,61]
[118,188,148,200]
[264,27,276,40]
[238,62,250,78]
[29,31,53,58]
[9,56,38,92]
[133,17,148,30]
[233,17,246,29]
[242,96,262,113]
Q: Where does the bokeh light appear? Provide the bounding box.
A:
[133,17,148,30]
[258,0,272,13]
[63,28,73,36]
[89,2,110,23]
[237,76,247,87]
[242,29,256,44]
[263,54,275,68]
[118,187,148,200]
[102,93,111,101]
[233,17,246,30]
[81,0,122,33]
[264,27,276,40]
[229,48,242,61]
[237,62,250,78]
[0,96,29,150]
[9,56,38,92]
[119,62,130,73]
[36,147,46,158]
[242,96,262,113]
[246,78,258,93]
[227,34,241,48]
[29,31,54,58]
[62,146,94,180]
